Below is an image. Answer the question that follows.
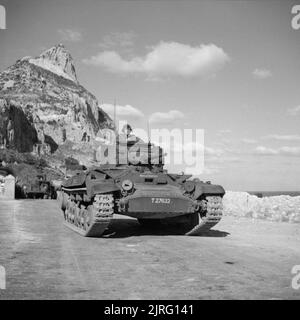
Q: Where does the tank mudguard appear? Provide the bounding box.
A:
[194,183,225,199]
[63,172,86,188]
[86,181,120,198]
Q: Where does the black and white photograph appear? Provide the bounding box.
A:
[0,0,299,304]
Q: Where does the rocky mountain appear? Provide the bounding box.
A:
[0,44,113,160]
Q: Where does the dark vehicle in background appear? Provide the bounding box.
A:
[22,174,57,199]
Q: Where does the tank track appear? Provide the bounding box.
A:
[62,193,114,237]
[185,196,223,236]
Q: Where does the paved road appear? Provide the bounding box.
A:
[0,200,299,299]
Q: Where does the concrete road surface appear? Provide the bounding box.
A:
[0,200,299,299]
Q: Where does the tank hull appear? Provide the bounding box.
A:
[60,166,225,237]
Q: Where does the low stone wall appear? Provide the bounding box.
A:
[0,174,15,200]
[223,191,300,223]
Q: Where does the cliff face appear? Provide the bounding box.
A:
[0,44,113,157]
[28,44,78,83]
[0,99,38,152]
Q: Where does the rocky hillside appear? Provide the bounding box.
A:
[0,44,113,158]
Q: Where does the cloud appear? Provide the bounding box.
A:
[287,105,300,116]
[207,155,241,164]
[255,146,278,155]
[217,129,232,137]
[58,29,82,42]
[204,146,224,157]
[280,147,300,156]
[252,68,272,79]
[149,110,184,124]
[242,138,257,144]
[254,146,300,156]
[149,138,222,157]
[202,167,221,175]
[100,104,144,122]
[162,141,204,154]
[218,129,232,134]
[83,41,229,79]
[263,134,300,141]
[180,142,223,157]
[99,31,136,49]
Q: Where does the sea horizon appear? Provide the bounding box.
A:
[247,191,300,197]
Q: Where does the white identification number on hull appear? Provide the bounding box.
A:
[151,198,171,204]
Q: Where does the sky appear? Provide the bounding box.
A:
[0,0,300,191]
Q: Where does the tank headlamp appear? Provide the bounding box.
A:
[121,179,133,191]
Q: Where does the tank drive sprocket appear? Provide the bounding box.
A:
[185,196,223,235]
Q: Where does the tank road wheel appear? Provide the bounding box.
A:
[74,204,81,227]
[65,198,71,222]
[185,196,223,236]
[79,205,86,229]
[61,192,68,212]
[61,193,68,220]
[67,198,75,223]
[83,205,93,231]
[69,201,75,223]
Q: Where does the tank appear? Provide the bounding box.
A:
[22,173,56,199]
[60,133,225,237]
